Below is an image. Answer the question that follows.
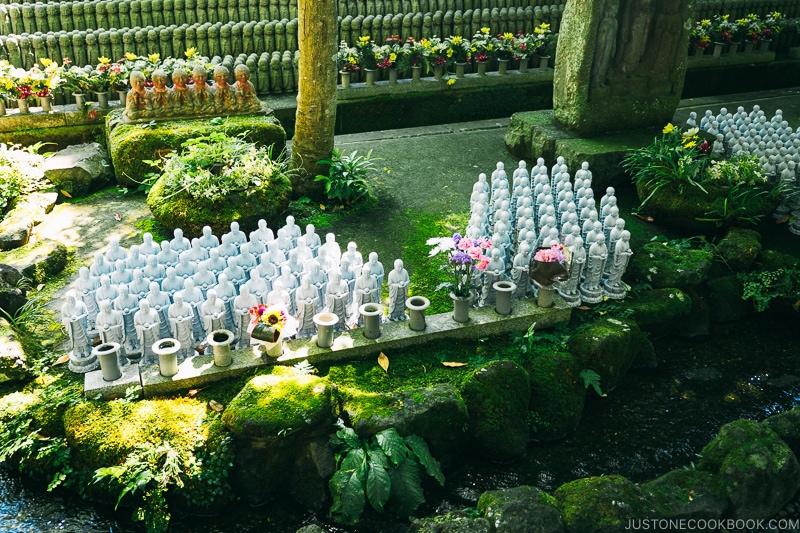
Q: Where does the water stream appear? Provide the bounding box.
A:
[2,311,799,532]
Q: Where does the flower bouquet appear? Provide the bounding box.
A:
[249,304,287,356]
[529,244,569,286]
[762,11,784,42]
[470,27,492,64]
[376,35,403,69]
[426,36,452,69]
[336,40,361,72]
[492,32,516,61]
[398,37,431,74]
[691,19,712,51]
[356,35,379,71]
[532,23,556,57]
[711,14,735,43]
[427,233,492,300]
[445,35,471,64]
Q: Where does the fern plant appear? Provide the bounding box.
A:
[328,426,444,525]
[315,148,377,205]
[580,369,605,397]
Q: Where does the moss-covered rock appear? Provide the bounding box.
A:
[350,383,469,459]
[628,242,713,290]
[714,227,762,273]
[221,369,337,440]
[629,325,657,369]
[107,111,286,186]
[640,469,728,520]
[554,475,651,533]
[0,238,67,284]
[459,360,530,463]
[568,317,639,393]
[757,249,800,272]
[477,485,564,533]
[408,510,491,533]
[698,419,800,519]
[525,352,586,441]
[626,288,692,339]
[0,318,33,383]
[707,275,749,322]
[673,286,710,338]
[762,408,800,459]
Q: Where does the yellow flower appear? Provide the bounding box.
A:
[683,139,697,149]
[451,36,463,45]
[503,32,514,40]
[347,57,357,65]
[389,52,397,61]
[421,38,431,49]
[662,123,676,134]
[487,44,493,51]
[447,78,455,86]
[125,52,137,60]
[359,36,371,44]
[98,56,110,65]
[480,27,490,34]
[148,53,160,62]
[701,19,711,26]
[40,58,52,67]
[374,52,380,60]
[185,47,196,58]
[471,46,477,52]
[446,49,453,57]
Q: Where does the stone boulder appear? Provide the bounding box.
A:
[568,317,639,393]
[554,475,651,533]
[525,352,585,441]
[409,510,492,533]
[349,383,469,459]
[674,286,711,338]
[628,242,714,290]
[762,408,800,459]
[626,288,692,339]
[43,142,113,197]
[459,360,530,463]
[477,485,564,533]
[707,276,748,322]
[714,227,762,273]
[0,264,26,317]
[0,318,33,383]
[0,239,67,284]
[288,436,337,512]
[0,213,34,251]
[698,419,800,519]
[758,250,800,272]
[641,469,728,520]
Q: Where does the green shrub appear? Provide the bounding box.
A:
[315,148,377,205]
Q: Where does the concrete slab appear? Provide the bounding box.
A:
[83,363,142,400]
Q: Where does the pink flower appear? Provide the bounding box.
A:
[476,259,489,271]
[477,238,492,249]
[467,247,482,260]
[457,238,471,251]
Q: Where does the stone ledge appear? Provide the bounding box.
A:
[84,363,142,400]
[686,50,775,70]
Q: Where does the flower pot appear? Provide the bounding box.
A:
[411,65,422,82]
[744,41,754,54]
[340,70,351,89]
[759,39,772,53]
[537,285,555,308]
[476,61,488,76]
[405,296,430,331]
[388,67,398,84]
[73,93,85,109]
[727,41,741,55]
[0,99,5,116]
[117,89,128,103]
[493,281,517,316]
[93,342,122,382]
[433,65,444,80]
[313,311,338,348]
[518,57,529,73]
[359,303,383,339]
[455,62,467,78]
[207,329,233,367]
[538,56,551,70]
[16,98,30,115]
[451,292,470,323]
[498,59,509,74]
[693,46,705,57]
[364,68,376,86]
[38,95,52,112]
[153,338,180,377]
[529,259,569,286]
[94,91,110,108]
[713,42,725,58]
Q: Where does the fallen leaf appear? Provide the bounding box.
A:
[776,215,790,224]
[577,306,591,311]
[187,389,202,397]
[59,189,72,198]
[208,400,224,412]
[114,213,122,221]
[633,213,654,222]
[319,204,326,210]
[442,362,467,367]
[36,284,44,292]
[378,352,389,373]
[54,354,70,365]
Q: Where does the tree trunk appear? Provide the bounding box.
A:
[291,0,337,199]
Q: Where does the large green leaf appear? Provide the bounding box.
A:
[404,435,445,486]
[366,444,390,469]
[375,428,407,467]
[329,465,366,525]
[365,463,391,513]
[340,448,366,471]
[334,427,361,450]
[387,457,425,517]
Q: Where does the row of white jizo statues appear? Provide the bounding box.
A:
[466,160,633,309]
[64,219,417,372]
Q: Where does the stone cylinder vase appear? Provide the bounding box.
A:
[95,91,110,108]
[455,62,467,78]
[313,311,338,348]
[759,39,771,53]
[207,329,233,367]
[538,56,551,69]
[498,59,509,74]
[153,338,180,377]
[433,65,444,80]
[493,281,517,315]
[16,98,30,115]
[38,95,52,112]
[364,68,376,86]
[117,89,128,103]
[744,41,754,54]
[518,57,529,73]
[388,67,398,84]
[476,61,487,76]
[0,99,6,116]
[451,292,470,323]
[728,41,741,55]
[340,70,350,89]
[359,303,383,339]
[411,65,422,82]
[406,296,430,331]
[93,342,122,382]
[713,42,725,58]
[73,93,85,109]
[537,285,556,308]
[693,46,705,57]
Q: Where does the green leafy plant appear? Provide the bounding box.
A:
[0,142,51,216]
[697,153,772,227]
[0,293,48,329]
[315,148,378,205]
[580,369,605,397]
[328,426,444,525]
[738,268,800,312]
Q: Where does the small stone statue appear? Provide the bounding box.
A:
[90,251,113,278]
[387,259,409,321]
[105,236,128,263]
[225,220,248,250]
[126,245,148,270]
[511,243,532,299]
[212,64,236,111]
[190,65,214,114]
[157,241,180,268]
[325,269,349,332]
[366,252,385,290]
[96,299,128,365]
[146,282,172,339]
[233,285,258,348]
[161,267,185,301]
[148,69,170,112]
[234,63,261,112]
[134,299,161,365]
[558,237,586,307]
[242,269,270,304]
[140,232,160,256]
[125,70,152,120]
[351,265,378,326]
[304,224,321,255]
[480,248,506,307]
[213,273,238,330]
[113,285,140,355]
[170,228,191,254]
[200,289,227,351]
[129,269,151,300]
[197,226,220,251]
[170,68,192,112]
[295,276,320,338]
[96,275,119,305]
[62,290,93,364]
[282,215,302,246]
[75,266,100,328]
[580,234,608,304]
[178,279,206,341]
[168,293,196,359]
[266,279,292,314]
[603,230,633,299]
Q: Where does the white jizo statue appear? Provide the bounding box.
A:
[325,269,349,332]
[95,299,127,365]
[387,259,410,321]
[351,265,378,326]
[233,286,258,348]
[134,299,161,365]
[603,231,633,299]
[511,243,532,299]
[168,294,196,359]
[480,248,506,307]
[295,276,320,338]
[62,291,92,359]
[200,289,227,348]
[342,242,364,273]
[366,252,385,291]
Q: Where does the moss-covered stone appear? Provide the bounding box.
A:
[106,111,286,186]
[629,242,714,290]
[629,324,657,368]
[459,360,530,463]
[673,286,710,338]
[641,469,728,520]
[568,317,639,393]
[698,419,800,519]
[477,485,564,533]
[707,275,749,322]
[757,249,800,272]
[504,110,572,163]
[626,288,693,339]
[555,475,651,533]
[762,408,800,459]
[525,352,586,441]
[221,369,337,439]
[714,227,762,273]
[408,510,492,533]
[0,238,67,284]
[0,318,33,384]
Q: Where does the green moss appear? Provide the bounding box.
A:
[133,217,172,242]
[555,475,648,532]
[568,317,637,392]
[641,469,728,519]
[525,351,585,440]
[626,288,692,336]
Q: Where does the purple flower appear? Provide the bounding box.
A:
[452,233,462,244]
[450,251,472,265]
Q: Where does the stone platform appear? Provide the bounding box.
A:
[84,297,571,399]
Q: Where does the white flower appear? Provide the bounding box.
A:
[648,266,658,274]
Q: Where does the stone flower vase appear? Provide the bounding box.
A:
[727,41,741,55]
[38,95,52,112]
[406,296,430,331]
[94,91,110,108]
[433,65,444,80]
[117,89,128,103]
[359,303,383,339]
[536,283,556,308]
[476,61,488,76]
[451,292,470,323]
[388,67,398,84]
[251,323,284,357]
[411,65,422,82]
[153,338,180,377]
[73,93,86,109]
[313,311,338,348]
[498,59,509,74]
[712,42,725,58]
[93,342,122,382]
[744,41,754,54]
[518,57,529,73]
[207,329,234,367]
[538,56,551,70]
[493,281,517,315]
[0,98,6,116]
[340,70,351,89]
[16,98,30,115]
[364,68,376,86]
[693,46,705,57]
[759,39,772,53]
[455,62,467,78]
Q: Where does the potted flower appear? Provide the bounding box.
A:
[742,14,762,53]
[61,62,93,108]
[336,40,360,88]
[0,61,18,115]
[376,35,403,83]
[761,11,784,52]
[491,32,516,73]
[29,59,63,112]
[690,19,712,56]
[444,35,471,77]
[8,66,33,114]
[426,36,451,80]
[470,27,492,76]
[710,14,735,56]
[356,35,379,85]
[398,37,430,80]
[248,304,287,356]
[510,32,535,72]
[87,57,116,107]
[427,233,492,322]
[530,243,568,307]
